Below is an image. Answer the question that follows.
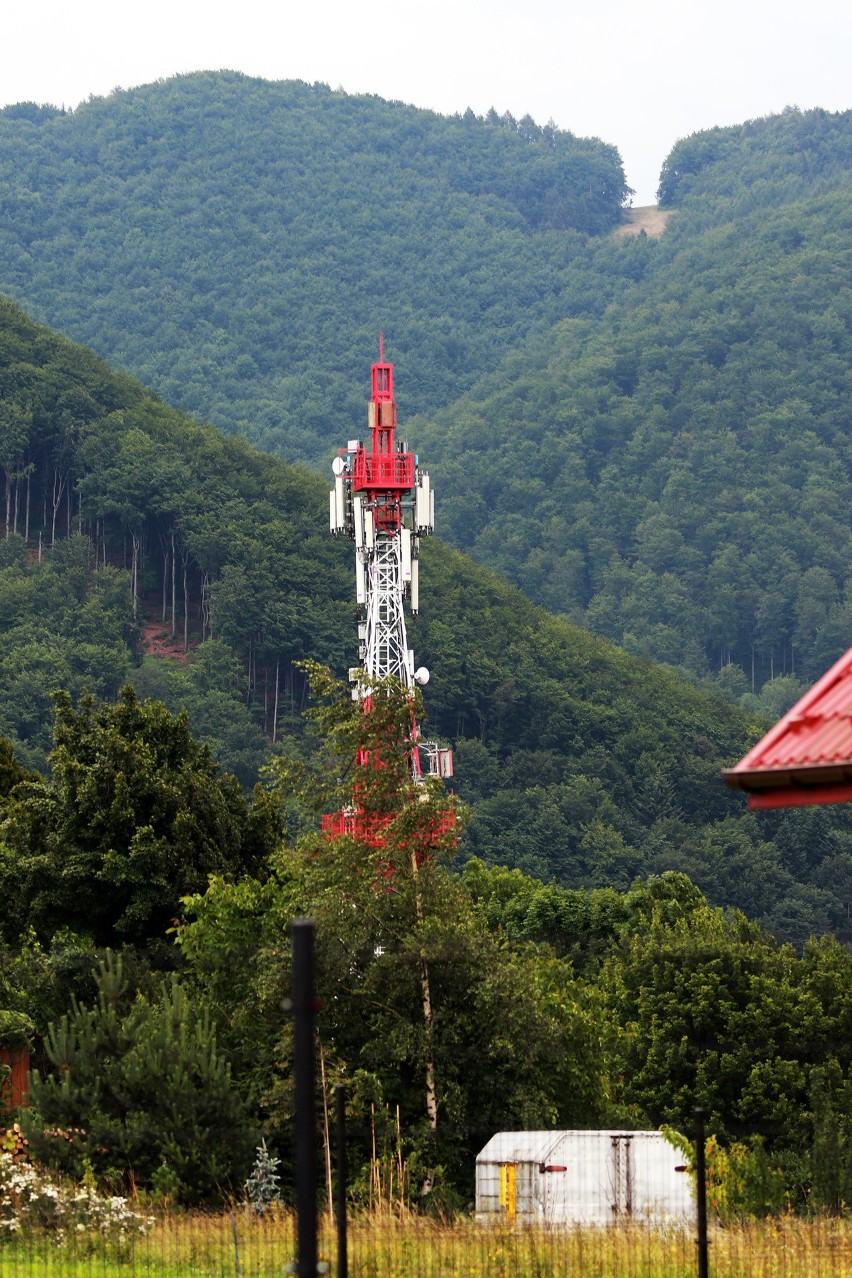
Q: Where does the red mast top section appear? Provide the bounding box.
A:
[724,643,852,808]
[352,335,414,529]
[371,329,393,403]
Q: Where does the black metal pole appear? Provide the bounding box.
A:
[292,919,317,1278]
[335,1084,348,1278]
[695,1107,709,1278]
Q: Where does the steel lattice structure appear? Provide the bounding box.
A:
[363,536,411,687]
[325,339,452,837]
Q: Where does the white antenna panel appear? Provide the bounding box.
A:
[410,557,419,613]
[353,494,364,549]
[401,528,412,581]
[415,476,429,531]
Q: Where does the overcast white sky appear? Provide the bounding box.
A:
[2,0,850,205]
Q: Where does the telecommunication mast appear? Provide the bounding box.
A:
[323,338,453,841]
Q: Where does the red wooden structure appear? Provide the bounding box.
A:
[0,1046,29,1112]
[724,645,852,809]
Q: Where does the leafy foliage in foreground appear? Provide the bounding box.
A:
[0,1146,152,1242]
[178,670,618,1197]
[0,687,278,947]
[3,679,852,1211]
[24,953,253,1205]
[469,861,852,1214]
[176,677,852,1209]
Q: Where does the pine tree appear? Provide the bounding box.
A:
[244,1138,281,1213]
[24,952,256,1203]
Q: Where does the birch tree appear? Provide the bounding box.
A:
[179,665,611,1202]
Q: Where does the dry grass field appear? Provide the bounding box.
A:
[613,205,674,239]
[2,1209,852,1277]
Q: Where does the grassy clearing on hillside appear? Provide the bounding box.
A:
[613,205,674,238]
[2,1210,852,1277]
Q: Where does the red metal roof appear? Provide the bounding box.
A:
[723,645,852,809]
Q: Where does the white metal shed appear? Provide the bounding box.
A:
[476,1130,694,1227]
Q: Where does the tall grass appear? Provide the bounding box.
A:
[1,1209,852,1277]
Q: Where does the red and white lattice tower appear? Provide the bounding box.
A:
[322,339,453,841]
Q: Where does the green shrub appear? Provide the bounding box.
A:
[23,952,255,1204]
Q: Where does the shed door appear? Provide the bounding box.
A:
[610,1135,634,1218]
[499,1163,517,1223]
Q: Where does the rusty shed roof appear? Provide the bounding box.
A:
[724,646,852,809]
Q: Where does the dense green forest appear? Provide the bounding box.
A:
[2,83,852,1217]
[4,674,852,1213]
[0,79,849,707]
[416,107,852,695]
[0,72,629,463]
[1,295,852,947]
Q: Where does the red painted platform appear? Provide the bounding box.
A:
[353,451,414,491]
[724,646,852,809]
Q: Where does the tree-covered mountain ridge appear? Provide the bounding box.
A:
[0,79,848,708]
[657,105,852,214]
[3,294,852,947]
[0,70,629,465]
[413,106,852,704]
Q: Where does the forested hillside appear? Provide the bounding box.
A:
[4,85,852,1222]
[416,107,852,699]
[0,72,628,462]
[0,82,849,707]
[2,296,852,944]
